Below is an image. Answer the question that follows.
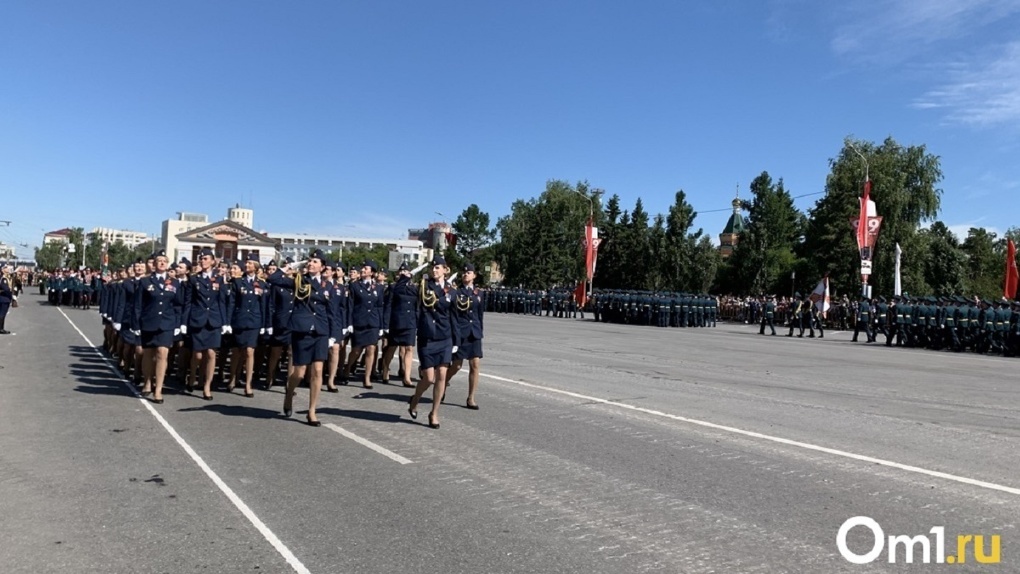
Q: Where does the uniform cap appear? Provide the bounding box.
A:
[462,262,476,272]
[362,259,378,272]
[199,248,215,258]
[430,255,446,267]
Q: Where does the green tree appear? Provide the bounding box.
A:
[960,227,1001,298]
[661,190,703,292]
[802,137,943,296]
[495,180,604,288]
[730,172,802,295]
[690,235,721,293]
[920,222,966,296]
[34,243,65,270]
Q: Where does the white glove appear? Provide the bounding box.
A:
[383,329,389,335]
[180,325,187,335]
[267,327,273,335]
[259,328,265,335]
[131,329,140,336]
[452,346,458,354]
[379,329,384,337]
[344,326,353,335]
[113,323,121,331]
[174,328,181,336]
[329,338,336,347]
[221,325,230,335]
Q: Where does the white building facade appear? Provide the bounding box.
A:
[268,232,426,270]
[90,227,154,249]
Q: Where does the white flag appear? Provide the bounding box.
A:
[894,242,902,296]
[810,277,830,317]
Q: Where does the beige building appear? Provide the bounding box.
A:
[162,212,210,262]
[90,227,154,249]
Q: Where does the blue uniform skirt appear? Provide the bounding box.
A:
[232,327,259,349]
[141,329,173,349]
[352,326,380,348]
[417,338,452,369]
[291,331,328,366]
[387,328,416,346]
[455,337,483,360]
[270,328,291,347]
[120,329,140,346]
[191,326,222,352]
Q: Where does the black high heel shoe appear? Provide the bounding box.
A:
[152,398,164,404]
[428,413,440,429]
[244,391,254,398]
[306,416,321,427]
[326,386,339,393]
[408,396,418,420]
[466,400,479,411]
[202,393,213,401]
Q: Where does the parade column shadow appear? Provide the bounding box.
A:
[68,345,137,398]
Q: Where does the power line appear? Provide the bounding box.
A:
[697,191,825,214]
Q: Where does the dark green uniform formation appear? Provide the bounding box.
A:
[485,287,584,318]
[851,295,1020,356]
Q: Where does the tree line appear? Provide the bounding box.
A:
[447,136,1019,299]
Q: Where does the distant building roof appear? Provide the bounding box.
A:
[44,228,73,237]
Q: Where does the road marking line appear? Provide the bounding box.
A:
[59,309,313,574]
[324,424,413,464]
[474,370,1020,497]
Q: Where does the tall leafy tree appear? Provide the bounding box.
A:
[495,180,603,288]
[450,204,497,269]
[920,222,966,296]
[801,137,943,296]
[729,172,802,295]
[960,227,1001,298]
[662,190,702,291]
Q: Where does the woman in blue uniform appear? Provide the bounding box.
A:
[379,262,417,387]
[324,260,350,392]
[228,253,270,397]
[265,259,293,390]
[183,248,230,400]
[267,249,336,427]
[344,260,387,389]
[408,256,457,429]
[0,264,15,335]
[135,250,184,404]
[445,263,485,409]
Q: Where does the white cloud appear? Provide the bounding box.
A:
[945,222,1001,241]
[830,0,1020,62]
[913,41,1020,126]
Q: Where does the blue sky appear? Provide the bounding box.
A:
[2,0,1019,256]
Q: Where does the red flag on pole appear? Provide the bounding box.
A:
[1006,239,1019,299]
[857,180,871,252]
[584,216,595,281]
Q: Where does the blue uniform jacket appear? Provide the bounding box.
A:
[417,278,457,345]
[229,276,270,331]
[386,277,418,332]
[452,284,485,341]
[267,270,334,335]
[135,274,185,332]
[184,273,229,329]
[327,281,351,339]
[349,280,387,331]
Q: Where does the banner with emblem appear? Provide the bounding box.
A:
[809,276,830,317]
[1006,238,1019,299]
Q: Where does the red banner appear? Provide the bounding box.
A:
[1006,239,1019,299]
[856,180,871,252]
[849,215,883,260]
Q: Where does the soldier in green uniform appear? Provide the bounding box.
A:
[852,296,872,343]
[759,295,776,335]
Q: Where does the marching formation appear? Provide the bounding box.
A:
[848,294,1020,356]
[89,248,485,429]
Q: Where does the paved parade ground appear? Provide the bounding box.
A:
[1,294,1017,573]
